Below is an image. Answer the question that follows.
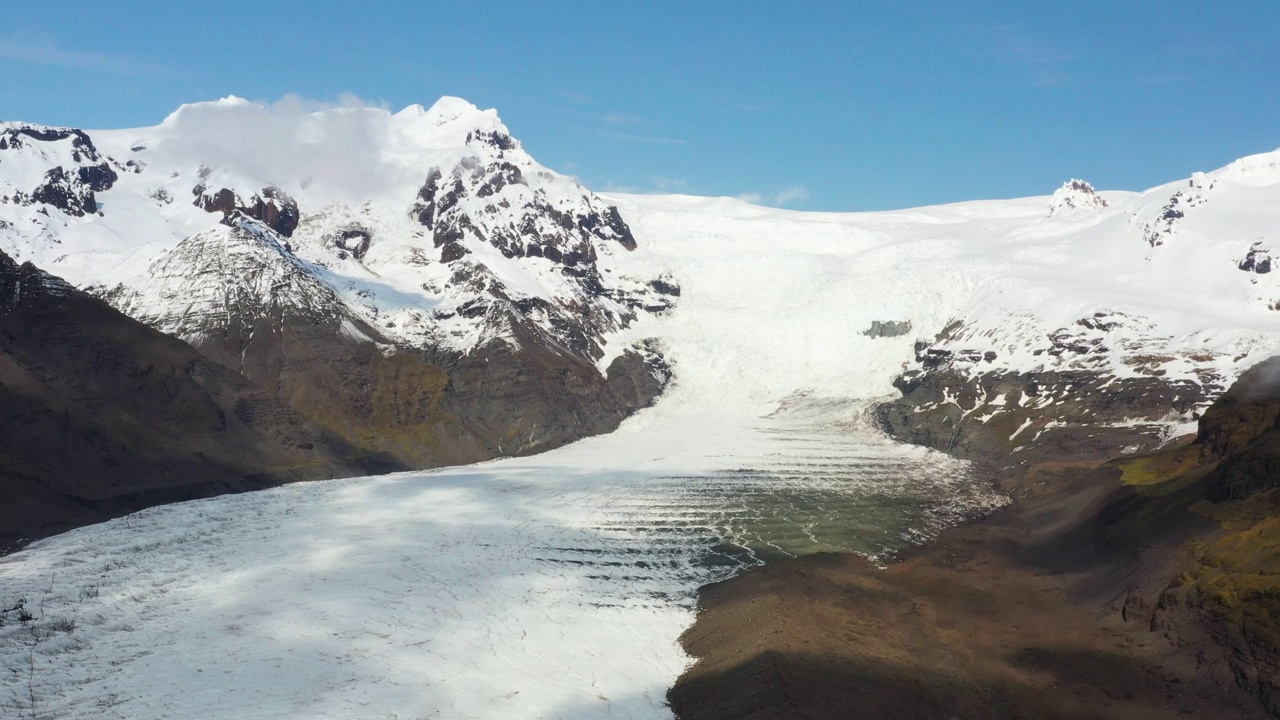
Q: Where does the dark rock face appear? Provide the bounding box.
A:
[877,310,1233,482]
[438,331,668,458]
[648,277,681,298]
[331,226,373,260]
[409,160,637,262]
[877,368,1206,475]
[1241,243,1274,275]
[1143,186,1208,248]
[468,128,517,151]
[1195,357,1280,500]
[194,184,300,237]
[0,250,399,552]
[411,167,443,226]
[30,167,101,216]
[0,125,118,216]
[877,317,1216,476]
[864,320,912,338]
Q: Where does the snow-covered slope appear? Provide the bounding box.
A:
[607,147,1280,440]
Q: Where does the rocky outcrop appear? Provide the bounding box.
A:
[863,320,911,338]
[1195,357,1280,500]
[1141,179,1209,248]
[1088,357,1280,716]
[878,367,1205,474]
[439,332,668,458]
[874,306,1236,485]
[410,157,636,262]
[1046,178,1108,218]
[0,125,118,216]
[194,184,300,237]
[1241,243,1274,275]
[0,250,398,551]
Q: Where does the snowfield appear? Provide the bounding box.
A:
[4,98,1280,718]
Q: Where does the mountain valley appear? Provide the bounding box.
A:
[3,97,1280,718]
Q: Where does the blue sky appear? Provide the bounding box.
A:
[3,2,1277,210]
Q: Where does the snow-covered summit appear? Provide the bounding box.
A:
[420,95,483,126]
[1207,147,1280,188]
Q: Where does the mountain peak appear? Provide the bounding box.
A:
[423,96,483,127]
[1046,178,1109,217]
[1209,147,1280,188]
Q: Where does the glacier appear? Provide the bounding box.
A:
[4,97,1280,718]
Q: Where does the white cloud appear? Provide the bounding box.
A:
[603,111,643,127]
[737,186,809,207]
[600,181,643,193]
[650,177,687,192]
[773,186,809,206]
[154,93,402,204]
[0,33,171,76]
[593,128,686,145]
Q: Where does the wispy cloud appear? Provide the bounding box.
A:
[265,92,389,113]
[985,27,1076,66]
[598,177,689,195]
[965,23,1078,87]
[737,186,809,207]
[603,110,644,126]
[593,128,686,145]
[774,186,809,205]
[0,33,172,76]
[557,89,599,106]
[600,181,643,193]
[649,176,687,192]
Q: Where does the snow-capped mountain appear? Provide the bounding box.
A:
[0,98,674,467]
[0,97,670,362]
[594,148,1280,471]
[5,100,1280,719]
[904,151,1280,396]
